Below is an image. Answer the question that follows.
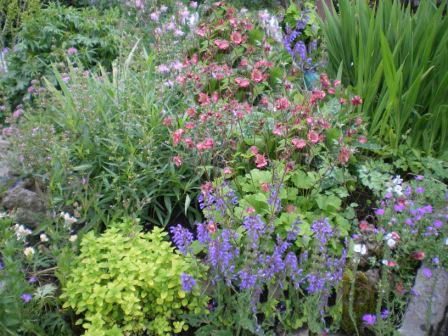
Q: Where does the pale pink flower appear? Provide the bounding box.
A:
[173,156,183,167]
[214,39,229,50]
[255,154,267,168]
[292,138,307,149]
[307,131,319,143]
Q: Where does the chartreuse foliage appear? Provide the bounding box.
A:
[61,219,208,336]
[321,0,448,157]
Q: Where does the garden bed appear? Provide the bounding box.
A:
[0,1,447,335]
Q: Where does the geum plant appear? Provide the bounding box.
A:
[171,177,348,335]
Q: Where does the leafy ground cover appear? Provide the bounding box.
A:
[0,0,447,335]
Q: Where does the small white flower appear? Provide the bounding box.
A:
[394,185,403,195]
[386,238,396,248]
[160,5,168,12]
[69,235,78,242]
[24,247,35,257]
[445,238,448,245]
[60,212,77,226]
[353,244,367,255]
[14,224,32,241]
[40,234,49,242]
[392,175,403,185]
[382,259,388,265]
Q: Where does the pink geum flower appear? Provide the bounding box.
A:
[254,154,268,168]
[261,183,269,192]
[275,97,290,110]
[292,138,307,149]
[163,117,173,126]
[351,96,363,106]
[358,136,367,144]
[235,77,250,88]
[249,146,259,155]
[196,138,214,151]
[251,69,264,83]
[173,129,184,146]
[231,31,243,44]
[223,167,233,175]
[272,126,283,136]
[307,131,320,144]
[186,107,196,118]
[173,155,183,167]
[198,93,210,105]
[214,39,229,50]
[246,207,256,214]
[338,146,350,165]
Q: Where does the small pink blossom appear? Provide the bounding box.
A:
[358,136,367,144]
[275,97,290,110]
[214,39,229,50]
[255,154,268,168]
[173,156,183,167]
[261,183,270,192]
[251,69,263,83]
[351,96,363,106]
[173,129,184,146]
[163,117,173,126]
[235,77,250,88]
[223,167,233,175]
[338,146,350,165]
[292,138,307,149]
[307,131,319,144]
[249,146,259,155]
[231,31,243,45]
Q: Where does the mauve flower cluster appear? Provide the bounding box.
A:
[365,175,448,272]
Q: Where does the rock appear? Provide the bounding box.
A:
[399,267,448,336]
[2,184,45,213]
[14,208,47,227]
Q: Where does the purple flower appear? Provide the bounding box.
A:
[28,277,37,284]
[243,215,266,248]
[67,47,78,56]
[20,294,32,303]
[311,218,333,249]
[239,270,257,289]
[433,220,443,228]
[180,273,196,292]
[422,268,432,278]
[381,309,389,319]
[0,261,3,270]
[432,257,440,265]
[170,224,193,255]
[362,314,376,325]
[394,204,405,212]
[415,175,424,180]
[375,208,385,216]
[416,187,424,193]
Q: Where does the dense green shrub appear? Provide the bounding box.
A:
[321,0,448,157]
[0,3,120,108]
[61,219,208,335]
[12,55,202,228]
[0,0,41,47]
